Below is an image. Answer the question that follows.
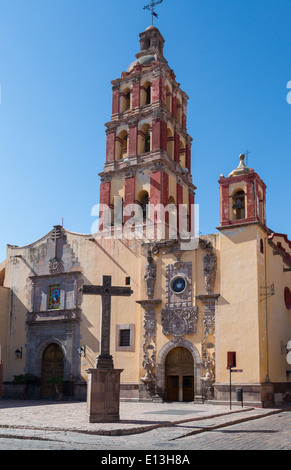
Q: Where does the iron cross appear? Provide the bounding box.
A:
[82,276,133,369]
[245,149,251,166]
[143,0,164,25]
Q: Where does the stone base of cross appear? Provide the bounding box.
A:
[86,368,123,423]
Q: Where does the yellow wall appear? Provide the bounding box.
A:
[216,224,261,384]
[0,286,10,365]
[216,223,291,387]
[258,234,291,383]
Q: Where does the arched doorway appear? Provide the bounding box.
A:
[165,347,194,402]
[40,343,64,399]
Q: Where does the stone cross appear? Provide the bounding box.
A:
[82,276,133,369]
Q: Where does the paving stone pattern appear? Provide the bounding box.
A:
[0,400,290,451]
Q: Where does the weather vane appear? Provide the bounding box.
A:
[143,0,164,26]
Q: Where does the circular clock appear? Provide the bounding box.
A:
[170,276,187,295]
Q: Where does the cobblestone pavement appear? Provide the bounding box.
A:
[0,400,290,452]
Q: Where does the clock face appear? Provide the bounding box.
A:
[171,276,187,294]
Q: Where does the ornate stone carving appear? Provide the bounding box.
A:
[136,299,161,396]
[49,258,64,275]
[203,245,217,293]
[161,261,198,344]
[201,355,215,400]
[202,355,215,380]
[196,292,219,400]
[162,306,198,344]
[144,251,156,299]
[165,261,192,306]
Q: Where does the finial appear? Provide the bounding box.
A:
[143,0,164,26]
[228,153,250,177]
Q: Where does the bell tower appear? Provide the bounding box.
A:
[98,26,196,238]
[218,154,267,228]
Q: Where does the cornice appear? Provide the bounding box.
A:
[99,152,197,191]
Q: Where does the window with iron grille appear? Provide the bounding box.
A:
[119,329,131,347]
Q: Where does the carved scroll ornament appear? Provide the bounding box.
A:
[162,306,198,344]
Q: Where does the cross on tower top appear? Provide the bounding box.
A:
[143,0,164,25]
[245,149,251,166]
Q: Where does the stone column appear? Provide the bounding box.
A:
[196,294,219,400]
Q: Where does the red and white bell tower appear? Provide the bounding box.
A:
[98,26,196,237]
[218,154,267,228]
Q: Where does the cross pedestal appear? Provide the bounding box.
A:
[86,368,123,423]
[83,276,133,423]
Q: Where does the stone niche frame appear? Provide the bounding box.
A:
[115,324,135,352]
[156,339,202,402]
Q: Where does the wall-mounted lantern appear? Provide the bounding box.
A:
[15,347,23,360]
[77,346,86,358]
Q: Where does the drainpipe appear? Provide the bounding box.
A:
[264,237,270,383]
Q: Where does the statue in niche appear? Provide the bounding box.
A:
[203,245,217,293]
[144,251,156,299]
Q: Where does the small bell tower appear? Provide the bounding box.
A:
[218,154,267,228]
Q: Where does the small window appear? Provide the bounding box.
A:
[48,285,61,310]
[125,277,131,285]
[260,239,264,254]
[138,191,149,221]
[125,91,130,110]
[115,324,135,351]
[232,191,245,220]
[146,85,151,105]
[119,329,131,347]
[144,129,151,153]
[227,351,236,369]
[0,268,5,286]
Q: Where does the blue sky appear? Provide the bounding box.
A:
[0,0,291,262]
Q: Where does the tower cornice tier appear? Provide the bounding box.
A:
[99,151,196,192]
[105,103,192,139]
[111,62,189,102]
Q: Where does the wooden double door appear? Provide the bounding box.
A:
[165,347,194,402]
[40,344,64,399]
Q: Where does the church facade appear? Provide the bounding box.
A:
[0,26,291,407]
